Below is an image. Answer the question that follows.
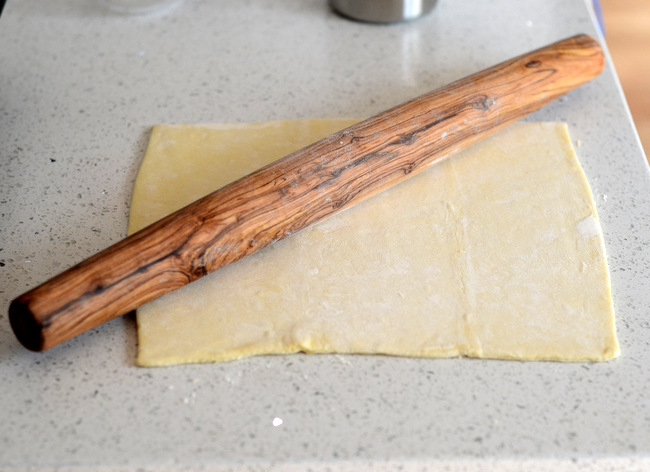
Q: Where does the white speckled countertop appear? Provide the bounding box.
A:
[1,0,649,470]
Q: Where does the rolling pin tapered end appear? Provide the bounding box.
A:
[9,297,46,352]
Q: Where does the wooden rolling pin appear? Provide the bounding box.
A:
[10,34,605,352]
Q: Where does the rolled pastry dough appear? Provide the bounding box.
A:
[129,120,618,366]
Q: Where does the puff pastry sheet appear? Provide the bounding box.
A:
[129,120,618,366]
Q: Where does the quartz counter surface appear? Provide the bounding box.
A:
[1,0,649,470]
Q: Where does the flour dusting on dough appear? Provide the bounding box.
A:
[577,215,601,239]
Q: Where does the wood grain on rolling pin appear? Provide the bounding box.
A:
[9,34,605,352]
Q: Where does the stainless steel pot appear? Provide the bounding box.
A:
[330,0,438,23]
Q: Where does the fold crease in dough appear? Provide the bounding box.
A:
[129,119,619,366]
